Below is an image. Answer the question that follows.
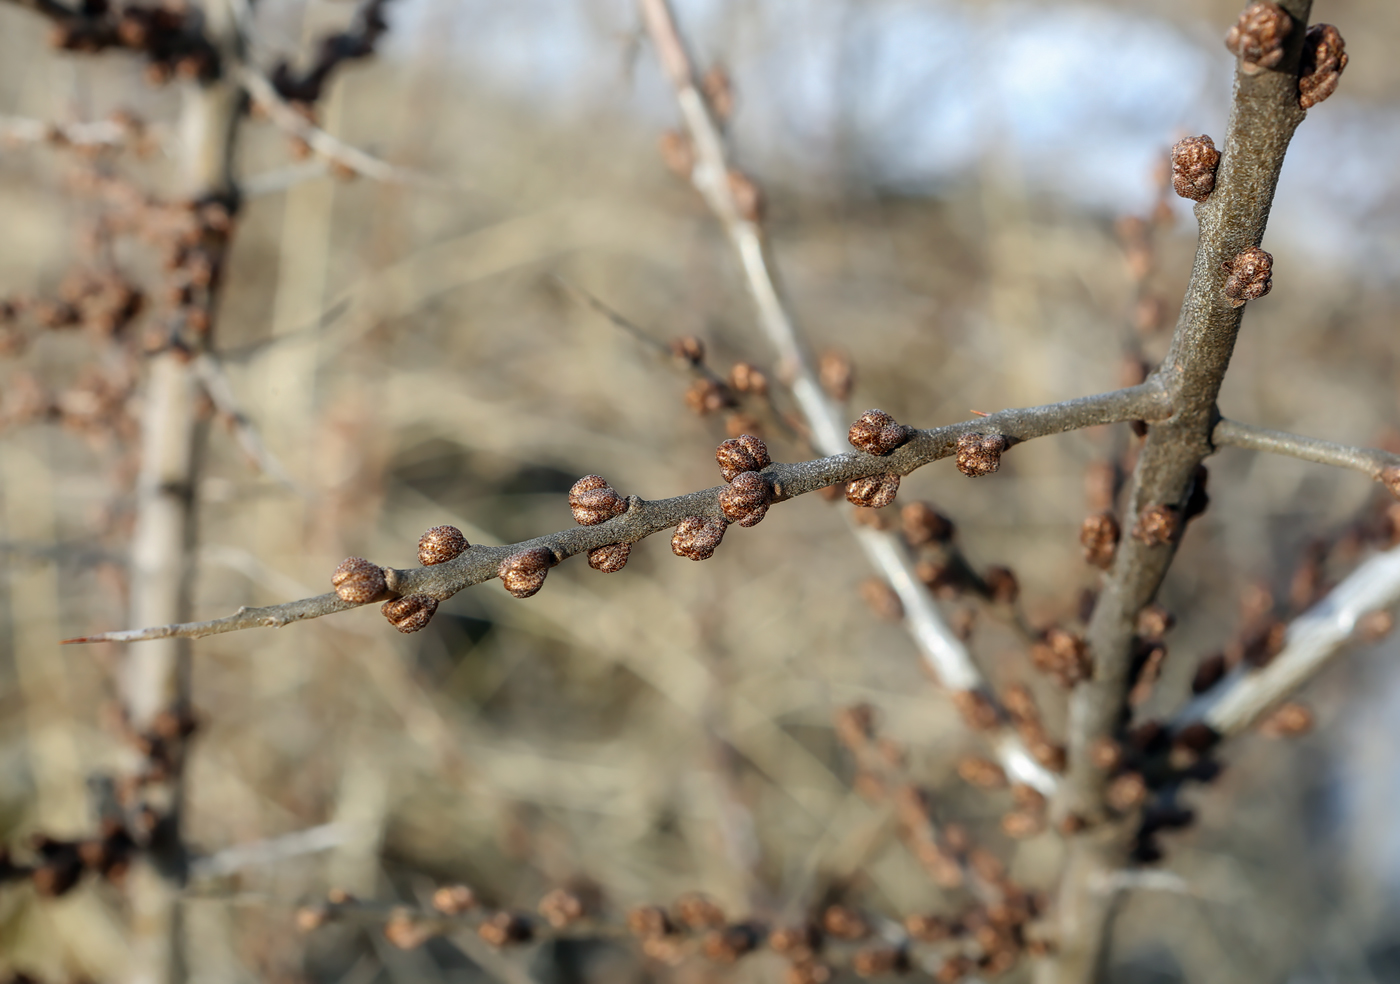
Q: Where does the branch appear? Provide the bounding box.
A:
[1213,417,1400,491]
[190,353,305,494]
[1176,545,1400,738]
[62,382,1169,646]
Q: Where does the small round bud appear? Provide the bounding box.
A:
[1260,702,1313,737]
[1000,811,1045,840]
[769,923,822,957]
[956,756,1007,789]
[332,557,388,603]
[478,911,533,946]
[1106,772,1148,812]
[568,475,626,526]
[627,905,673,938]
[786,961,833,984]
[658,129,695,179]
[845,473,899,508]
[951,689,1000,731]
[1089,737,1124,771]
[818,349,854,401]
[956,433,1007,477]
[1136,604,1175,640]
[901,501,954,545]
[671,335,705,364]
[587,542,631,573]
[984,565,1019,605]
[727,169,764,223]
[1133,504,1181,546]
[718,470,772,527]
[384,909,435,950]
[432,885,477,915]
[1080,512,1121,569]
[1222,246,1273,307]
[821,905,868,941]
[672,516,727,560]
[418,525,469,566]
[704,923,763,964]
[1170,135,1221,202]
[727,361,767,395]
[538,889,586,928]
[684,377,731,415]
[852,947,905,977]
[499,547,553,598]
[1030,627,1092,687]
[715,433,771,482]
[848,409,914,456]
[1299,24,1347,109]
[1225,2,1291,72]
[381,594,438,633]
[904,914,952,943]
[676,893,727,930]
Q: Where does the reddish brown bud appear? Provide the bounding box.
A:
[904,914,951,942]
[1002,684,1039,725]
[956,433,1007,477]
[1030,739,1067,773]
[1001,811,1044,839]
[956,756,1007,789]
[1136,604,1175,640]
[718,470,772,526]
[671,335,705,364]
[727,361,768,395]
[821,905,868,941]
[845,473,900,508]
[1089,737,1123,772]
[1106,772,1148,812]
[1299,24,1347,109]
[587,543,631,573]
[479,911,533,946]
[852,947,905,978]
[1030,628,1092,687]
[984,565,1019,604]
[672,516,727,560]
[675,892,726,929]
[819,349,854,401]
[418,525,468,566]
[432,885,477,915]
[1133,504,1180,546]
[332,556,387,604]
[627,905,674,938]
[1260,702,1313,737]
[769,924,823,958]
[1225,2,1291,72]
[684,377,731,415]
[715,433,771,482]
[704,923,762,963]
[786,961,834,984]
[658,129,695,179]
[538,889,586,928]
[859,577,904,621]
[499,547,553,598]
[1222,246,1273,307]
[901,501,955,545]
[384,909,436,949]
[568,475,626,526]
[381,594,438,633]
[727,169,764,223]
[848,409,914,456]
[1357,609,1395,643]
[1171,135,1221,201]
[951,689,1000,731]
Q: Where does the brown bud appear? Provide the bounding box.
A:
[1170,135,1221,202]
[956,756,1007,789]
[1136,604,1175,640]
[295,906,327,932]
[384,909,436,949]
[821,905,868,941]
[728,361,768,395]
[684,377,731,415]
[432,885,477,915]
[904,914,952,942]
[381,594,438,633]
[845,473,900,508]
[984,565,1019,605]
[769,924,822,958]
[1030,628,1092,687]
[819,349,854,401]
[1225,2,1291,72]
[418,525,469,566]
[538,889,586,928]
[703,67,735,121]
[718,470,773,526]
[1002,684,1039,725]
[499,547,553,598]
[671,335,705,364]
[936,955,973,984]
[848,409,914,456]
[1260,702,1313,738]
[332,556,388,604]
[676,892,726,929]
[951,689,1000,731]
[1133,504,1180,546]
[672,516,728,560]
[716,433,771,482]
[1030,739,1068,773]
[627,905,673,938]
[1089,737,1123,772]
[568,475,627,526]
[1080,512,1122,570]
[1222,246,1273,307]
[1357,609,1395,643]
[587,542,631,573]
[786,961,834,984]
[1299,24,1347,109]
[956,433,1007,477]
[852,947,905,978]
[1191,652,1227,694]
[728,169,764,223]
[1001,810,1045,839]
[704,923,762,963]
[479,911,533,946]
[902,501,955,545]
[658,129,695,179]
[1106,772,1148,812]
[859,577,904,620]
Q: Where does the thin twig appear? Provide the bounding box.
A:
[63,383,1169,646]
[191,352,306,494]
[1176,545,1400,737]
[1213,418,1400,488]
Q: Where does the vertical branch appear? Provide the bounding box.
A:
[122,3,242,982]
[1045,2,1314,981]
[637,0,1055,795]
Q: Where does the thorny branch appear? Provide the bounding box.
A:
[65,381,1170,645]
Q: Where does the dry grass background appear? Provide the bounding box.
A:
[2,1,1400,982]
